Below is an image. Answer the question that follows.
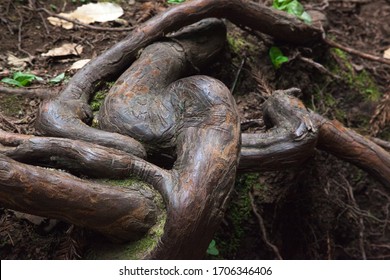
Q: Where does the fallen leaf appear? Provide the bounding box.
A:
[13,211,46,226]
[47,3,124,29]
[47,14,74,29]
[72,2,123,23]
[7,53,32,69]
[69,59,91,70]
[384,48,390,60]
[49,72,66,84]
[42,43,83,57]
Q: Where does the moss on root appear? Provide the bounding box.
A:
[214,173,265,258]
[89,82,114,128]
[86,178,166,260]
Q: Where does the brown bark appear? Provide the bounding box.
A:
[1,0,389,260]
[239,89,318,172]
[313,115,390,188]
[35,0,323,155]
[0,154,158,242]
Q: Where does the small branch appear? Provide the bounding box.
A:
[313,114,390,188]
[0,113,20,133]
[16,10,33,58]
[38,11,50,35]
[230,56,246,94]
[369,137,390,151]
[249,191,283,260]
[325,39,390,66]
[299,56,341,79]
[0,86,57,99]
[0,154,158,242]
[342,176,367,260]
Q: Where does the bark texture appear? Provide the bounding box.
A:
[1,0,389,260]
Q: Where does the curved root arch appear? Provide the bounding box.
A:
[0,0,389,260]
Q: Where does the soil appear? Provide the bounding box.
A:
[1,0,389,260]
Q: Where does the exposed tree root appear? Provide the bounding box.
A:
[0,0,389,259]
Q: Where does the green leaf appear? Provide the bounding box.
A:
[13,72,35,81]
[273,0,293,9]
[286,0,304,17]
[299,11,312,24]
[1,78,24,87]
[12,72,42,86]
[167,0,185,4]
[272,0,311,24]
[49,72,65,84]
[207,240,219,256]
[269,46,289,69]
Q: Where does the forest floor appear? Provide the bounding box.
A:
[0,0,389,259]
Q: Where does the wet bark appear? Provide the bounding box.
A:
[313,115,390,188]
[0,154,158,242]
[0,0,389,260]
[35,0,323,155]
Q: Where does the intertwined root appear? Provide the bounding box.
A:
[0,0,389,260]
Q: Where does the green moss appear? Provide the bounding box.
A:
[330,48,381,102]
[89,211,166,260]
[227,34,258,56]
[227,35,246,54]
[89,82,114,127]
[216,173,264,257]
[87,178,166,259]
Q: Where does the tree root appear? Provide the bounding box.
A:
[1,0,389,259]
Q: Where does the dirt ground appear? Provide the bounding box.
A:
[0,0,389,259]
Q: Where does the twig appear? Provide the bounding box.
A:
[341,176,367,260]
[37,8,135,32]
[299,56,341,80]
[325,39,390,66]
[38,11,50,35]
[328,0,370,2]
[0,112,20,133]
[369,137,390,151]
[0,86,57,99]
[5,0,12,15]
[6,232,14,246]
[249,191,283,260]
[230,57,246,94]
[16,10,34,58]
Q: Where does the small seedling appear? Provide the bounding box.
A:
[72,0,90,3]
[207,239,219,256]
[1,72,43,87]
[272,0,312,24]
[269,46,289,69]
[167,0,186,4]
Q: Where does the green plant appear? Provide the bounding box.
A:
[1,72,43,87]
[207,240,219,256]
[72,0,90,4]
[269,46,289,69]
[49,73,66,84]
[167,0,185,4]
[272,0,311,24]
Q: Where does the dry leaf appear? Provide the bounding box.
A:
[69,59,91,70]
[47,2,124,29]
[42,43,83,57]
[13,211,46,226]
[7,53,32,69]
[47,14,74,29]
[384,48,390,60]
[72,2,124,23]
